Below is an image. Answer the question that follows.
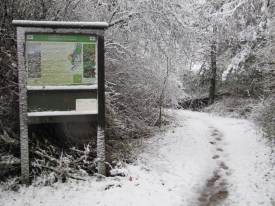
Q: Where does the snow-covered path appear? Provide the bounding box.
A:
[1,110,274,206]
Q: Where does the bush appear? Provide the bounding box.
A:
[251,97,275,140]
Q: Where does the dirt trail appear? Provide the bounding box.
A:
[197,128,231,206]
[1,110,274,206]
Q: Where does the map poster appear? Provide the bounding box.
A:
[26,34,97,86]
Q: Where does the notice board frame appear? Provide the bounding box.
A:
[13,20,108,184]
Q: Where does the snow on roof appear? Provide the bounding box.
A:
[12,20,108,29]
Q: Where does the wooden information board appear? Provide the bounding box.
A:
[13,20,108,184]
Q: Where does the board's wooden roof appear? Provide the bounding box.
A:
[12,20,108,29]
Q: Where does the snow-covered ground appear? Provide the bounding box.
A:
[1,110,274,206]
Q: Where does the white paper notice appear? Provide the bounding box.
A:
[76,99,98,113]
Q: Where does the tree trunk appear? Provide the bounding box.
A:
[158,56,169,128]
[209,26,217,104]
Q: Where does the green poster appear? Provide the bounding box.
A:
[26,34,97,86]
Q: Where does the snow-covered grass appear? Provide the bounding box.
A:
[203,97,259,118]
[1,110,274,206]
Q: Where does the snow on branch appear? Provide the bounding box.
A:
[222,45,252,80]
[215,0,247,18]
[108,12,139,27]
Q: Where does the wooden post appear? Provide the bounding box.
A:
[16,27,30,184]
[97,35,106,175]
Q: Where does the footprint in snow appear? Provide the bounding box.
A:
[220,162,229,170]
[216,148,223,152]
[215,137,222,141]
[212,155,220,159]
